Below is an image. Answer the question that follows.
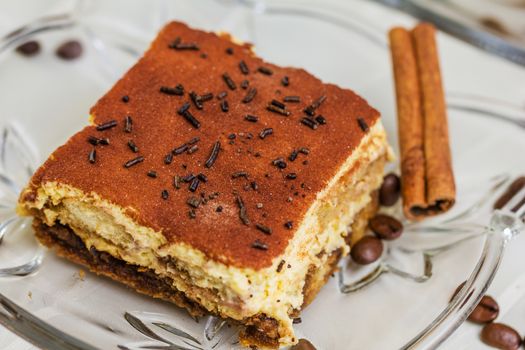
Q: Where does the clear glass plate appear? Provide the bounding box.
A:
[0,1,524,349]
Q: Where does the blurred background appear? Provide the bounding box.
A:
[378,0,525,65]
[1,0,525,66]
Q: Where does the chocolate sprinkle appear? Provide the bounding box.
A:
[128,140,139,153]
[293,318,302,324]
[169,37,199,51]
[251,181,259,191]
[173,143,188,155]
[187,145,199,154]
[222,73,237,90]
[88,149,96,164]
[220,100,229,112]
[284,221,293,229]
[217,91,228,100]
[283,95,300,103]
[164,153,173,165]
[121,95,129,103]
[96,120,118,131]
[251,239,268,251]
[255,223,272,235]
[174,43,199,50]
[304,95,327,116]
[123,156,144,168]
[281,76,289,86]
[299,147,310,155]
[88,136,109,146]
[244,114,258,123]
[232,171,249,179]
[88,136,99,146]
[258,66,273,75]
[239,60,249,75]
[182,174,196,182]
[147,170,157,178]
[311,95,327,108]
[240,80,249,90]
[189,178,200,192]
[266,104,291,116]
[188,137,200,145]
[200,93,213,102]
[259,128,273,139]
[124,116,133,133]
[288,150,298,162]
[189,91,203,109]
[272,158,287,169]
[205,141,221,168]
[303,106,315,117]
[276,260,286,272]
[160,85,184,96]
[315,115,327,125]
[197,173,208,182]
[300,117,318,130]
[242,88,257,104]
[178,102,191,115]
[187,196,201,208]
[216,206,223,212]
[357,117,369,132]
[236,195,250,225]
[226,47,234,55]
[181,110,201,129]
[286,173,297,180]
[270,99,286,109]
[173,175,181,189]
[161,190,169,200]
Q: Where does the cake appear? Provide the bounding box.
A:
[17,21,390,348]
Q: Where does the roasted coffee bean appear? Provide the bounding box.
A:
[290,339,316,350]
[469,295,499,324]
[56,40,83,60]
[369,214,403,240]
[379,173,401,206]
[350,236,383,265]
[16,40,40,56]
[481,323,521,350]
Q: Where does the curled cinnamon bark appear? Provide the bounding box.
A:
[389,23,455,220]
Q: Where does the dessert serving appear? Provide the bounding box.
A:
[17,21,390,348]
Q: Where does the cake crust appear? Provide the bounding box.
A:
[31,192,377,348]
[22,21,380,269]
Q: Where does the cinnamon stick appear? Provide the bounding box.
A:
[389,23,455,220]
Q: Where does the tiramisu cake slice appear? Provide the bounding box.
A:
[18,21,390,348]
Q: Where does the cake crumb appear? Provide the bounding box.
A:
[78,269,86,281]
[27,291,32,299]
